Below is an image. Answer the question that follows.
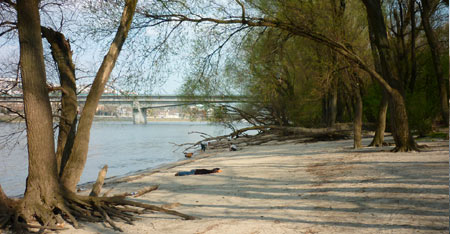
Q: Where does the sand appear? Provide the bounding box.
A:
[60,137,449,234]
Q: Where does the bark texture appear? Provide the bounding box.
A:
[3,1,197,232]
[369,91,389,146]
[60,0,138,191]
[89,165,108,197]
[16,0,63,225]
[41,27,78,175]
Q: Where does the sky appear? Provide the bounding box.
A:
[0,1,189,96]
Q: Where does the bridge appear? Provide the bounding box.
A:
[0,95,247,124]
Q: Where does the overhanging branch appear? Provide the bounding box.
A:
[139,9,395,95]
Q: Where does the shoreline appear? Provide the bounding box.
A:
[0,114,204,123]
[65,137,449,234]
[77,148,216,192]
[77,134,447,192]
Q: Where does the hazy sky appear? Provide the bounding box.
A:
[0,2,189,96]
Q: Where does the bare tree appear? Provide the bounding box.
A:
[1,0,194,232]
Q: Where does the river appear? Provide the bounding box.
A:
[0,121,233,196]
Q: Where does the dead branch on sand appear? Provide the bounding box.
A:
[173,124,352,152]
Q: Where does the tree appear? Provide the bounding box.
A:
[15,0,63,227]
[1,0,194,232]
[40,27,78,176]
[140,0,420,151]
[419,0,449,125]
[362,0,418,151]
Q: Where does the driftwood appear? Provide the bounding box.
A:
[88,166,159,198]
[161,202,181,209]
[90,165,108,197]
[115,185,159,198]
[133,185,159,197]
[174,124,352,152]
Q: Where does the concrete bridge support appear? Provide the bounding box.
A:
[132,100,147,124]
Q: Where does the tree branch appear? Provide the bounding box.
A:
[140,11,395,96]
[234,0,246,22]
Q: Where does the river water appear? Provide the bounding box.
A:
[0,121,232,196]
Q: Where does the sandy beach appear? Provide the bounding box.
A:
[60,137,449,234]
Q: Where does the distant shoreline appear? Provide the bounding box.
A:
[0,114,204,123]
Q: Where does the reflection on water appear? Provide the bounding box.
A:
[0,121,231,196]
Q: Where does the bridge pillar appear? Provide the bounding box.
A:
[132,100,147,124]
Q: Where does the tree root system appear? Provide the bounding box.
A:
[0,187,195,233]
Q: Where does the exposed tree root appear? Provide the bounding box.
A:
[1,189,195,233]
[391,144,421,152]
[89,165,108,197]
[62,191,196,229]
[368,141,390,147]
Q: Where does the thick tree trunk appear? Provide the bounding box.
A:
[362,0,417,151]
[16,0,62,224]
[60,0,138,192]
[388,91,418,151]
[41,27,78,175]
[10,1,197,231]
[366,7,388,147]
[420,0,449,125]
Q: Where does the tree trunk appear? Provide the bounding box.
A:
[329,80,338,127]
[362,0,417,151]
[408,0,417,92]
[60,0,138,192]
[322,73,338,127]
[420,0,449,125]
[353,84,363,149]
[16,0,62,224]
[366,7,388,147]
[369,90,388,146]
[41,27,78,176]
[388,91,418,151]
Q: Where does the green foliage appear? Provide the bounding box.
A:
[406,49,447,136]
[215,0,372,127]
[175,0,448,131]
[362,83,383,123]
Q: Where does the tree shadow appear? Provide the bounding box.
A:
[123,139,449,232]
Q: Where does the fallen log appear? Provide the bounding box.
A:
[176,124,352,152]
